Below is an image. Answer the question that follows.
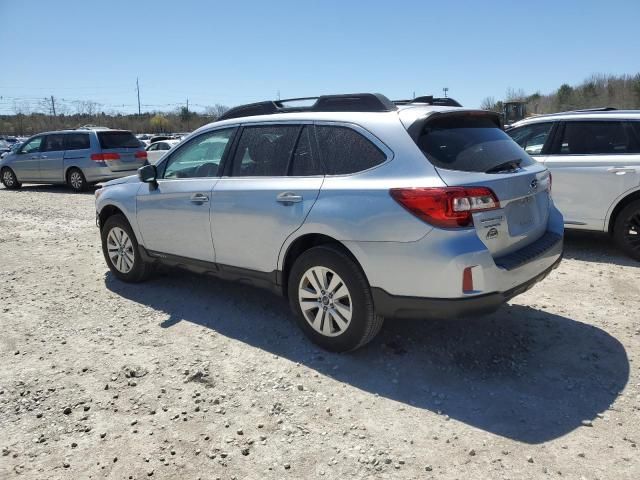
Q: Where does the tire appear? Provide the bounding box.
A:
[67,168,87,192]
[613,199,640,261]
[101,214,153,282]
[1,168,21,189]
[288,244,384,352]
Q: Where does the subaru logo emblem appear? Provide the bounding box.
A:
[530,179,538,191]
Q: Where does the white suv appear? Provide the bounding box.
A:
[507,110,640,260]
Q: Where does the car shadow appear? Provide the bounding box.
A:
[105,269,629,444]
[563,230,638,267]
[0,184,98,194]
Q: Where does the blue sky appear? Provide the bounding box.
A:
[1,0,639,114]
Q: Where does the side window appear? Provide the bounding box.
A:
[19,136,43,154]
[163,128,234,179]
[624,121,640,153]
[507,123,553,155]
[147,143,159,151]
[231,125,299,177]
[64,133,90,150]
[159,142,171,150]
[555,121,637,155]
[290,126,323,176]
[315,126,386,175]
[42,134,66,152]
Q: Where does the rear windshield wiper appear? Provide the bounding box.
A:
[485,159,522,174]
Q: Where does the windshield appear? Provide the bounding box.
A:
[416,115,535,172]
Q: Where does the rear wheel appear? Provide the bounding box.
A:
[288,245,384,352]
[101,214,153,282]
[67,168,87,192]
[613,199,640,261]
[1,168,21,189]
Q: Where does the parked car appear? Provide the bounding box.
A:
[145,139,181,164]
[0,140,10,157]
[0,128,148,192]
[95,93,562,351]
[507,110,640,260]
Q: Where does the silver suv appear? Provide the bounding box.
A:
[0,127,147,192]
[507,110,640,260]
[95,93,563,351]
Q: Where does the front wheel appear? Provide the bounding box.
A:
[613,199,640,261]
[288,245,384,352]
[101,214,153,282]
[1,168,21,189]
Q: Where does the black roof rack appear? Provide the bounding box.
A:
[217,93,397,121]
[573,107,617,112]
[393,96,463,107]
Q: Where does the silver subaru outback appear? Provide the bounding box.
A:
[95,93,563,352]
[0,127,148,192]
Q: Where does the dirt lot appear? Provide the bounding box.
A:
[0,184,638,480]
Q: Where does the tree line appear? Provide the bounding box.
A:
[0,104,230,136]
[481,73,640,115]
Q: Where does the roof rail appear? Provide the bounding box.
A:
[393,96,463,107]
[217,93,397,121]
[573,107,617,112]
[76,124,110,130]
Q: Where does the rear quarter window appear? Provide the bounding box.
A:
[98,131,141,149]
[416,115,535,172]
[316,126,386,175]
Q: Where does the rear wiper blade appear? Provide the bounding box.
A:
[485,159,522,174]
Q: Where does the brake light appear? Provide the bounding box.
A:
[390,187,500,228]
[135,150,147,159]
[91,153,121,161]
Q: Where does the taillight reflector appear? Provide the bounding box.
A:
[462,267,474,293]
[390,187,500,228]
[135,150,148,159]
[91,153,121,161]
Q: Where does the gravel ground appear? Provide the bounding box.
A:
[0,184,638,480]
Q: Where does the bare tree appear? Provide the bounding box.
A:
[204,104,230,119]
[480,96,497,111]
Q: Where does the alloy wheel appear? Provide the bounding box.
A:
[623,211,640,253]
[106,227,135,274]
[2,170,14,186]
[298,266,352,337]
[69,171,83,190]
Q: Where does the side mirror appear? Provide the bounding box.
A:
[138,164,157,185]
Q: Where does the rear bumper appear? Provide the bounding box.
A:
[372,254,562,319]
[84,166,140,183]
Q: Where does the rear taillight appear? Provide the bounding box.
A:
[390,187,500,228]
[135,150,147,159]
[91,153,121,161]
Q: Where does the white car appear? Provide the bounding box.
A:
[145,139,181,164]
[507,110,640,260]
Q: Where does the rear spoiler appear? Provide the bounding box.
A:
[406,110,502,141]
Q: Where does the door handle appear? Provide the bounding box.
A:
[276,192,303,204]
[608,167,636,175]
[190,193,209,204]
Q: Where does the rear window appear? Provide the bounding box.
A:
[97,131,141,149]
[416,116,535,172]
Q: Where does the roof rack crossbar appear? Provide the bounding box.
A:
[218,93,397,121]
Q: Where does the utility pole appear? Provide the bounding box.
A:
[136,77,141,115]
[50,95,56,116]
[443,87,449,98]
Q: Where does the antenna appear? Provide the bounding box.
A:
[443,87,449,98]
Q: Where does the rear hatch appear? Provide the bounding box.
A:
[411,111,552,257]
[97,130,147,172]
